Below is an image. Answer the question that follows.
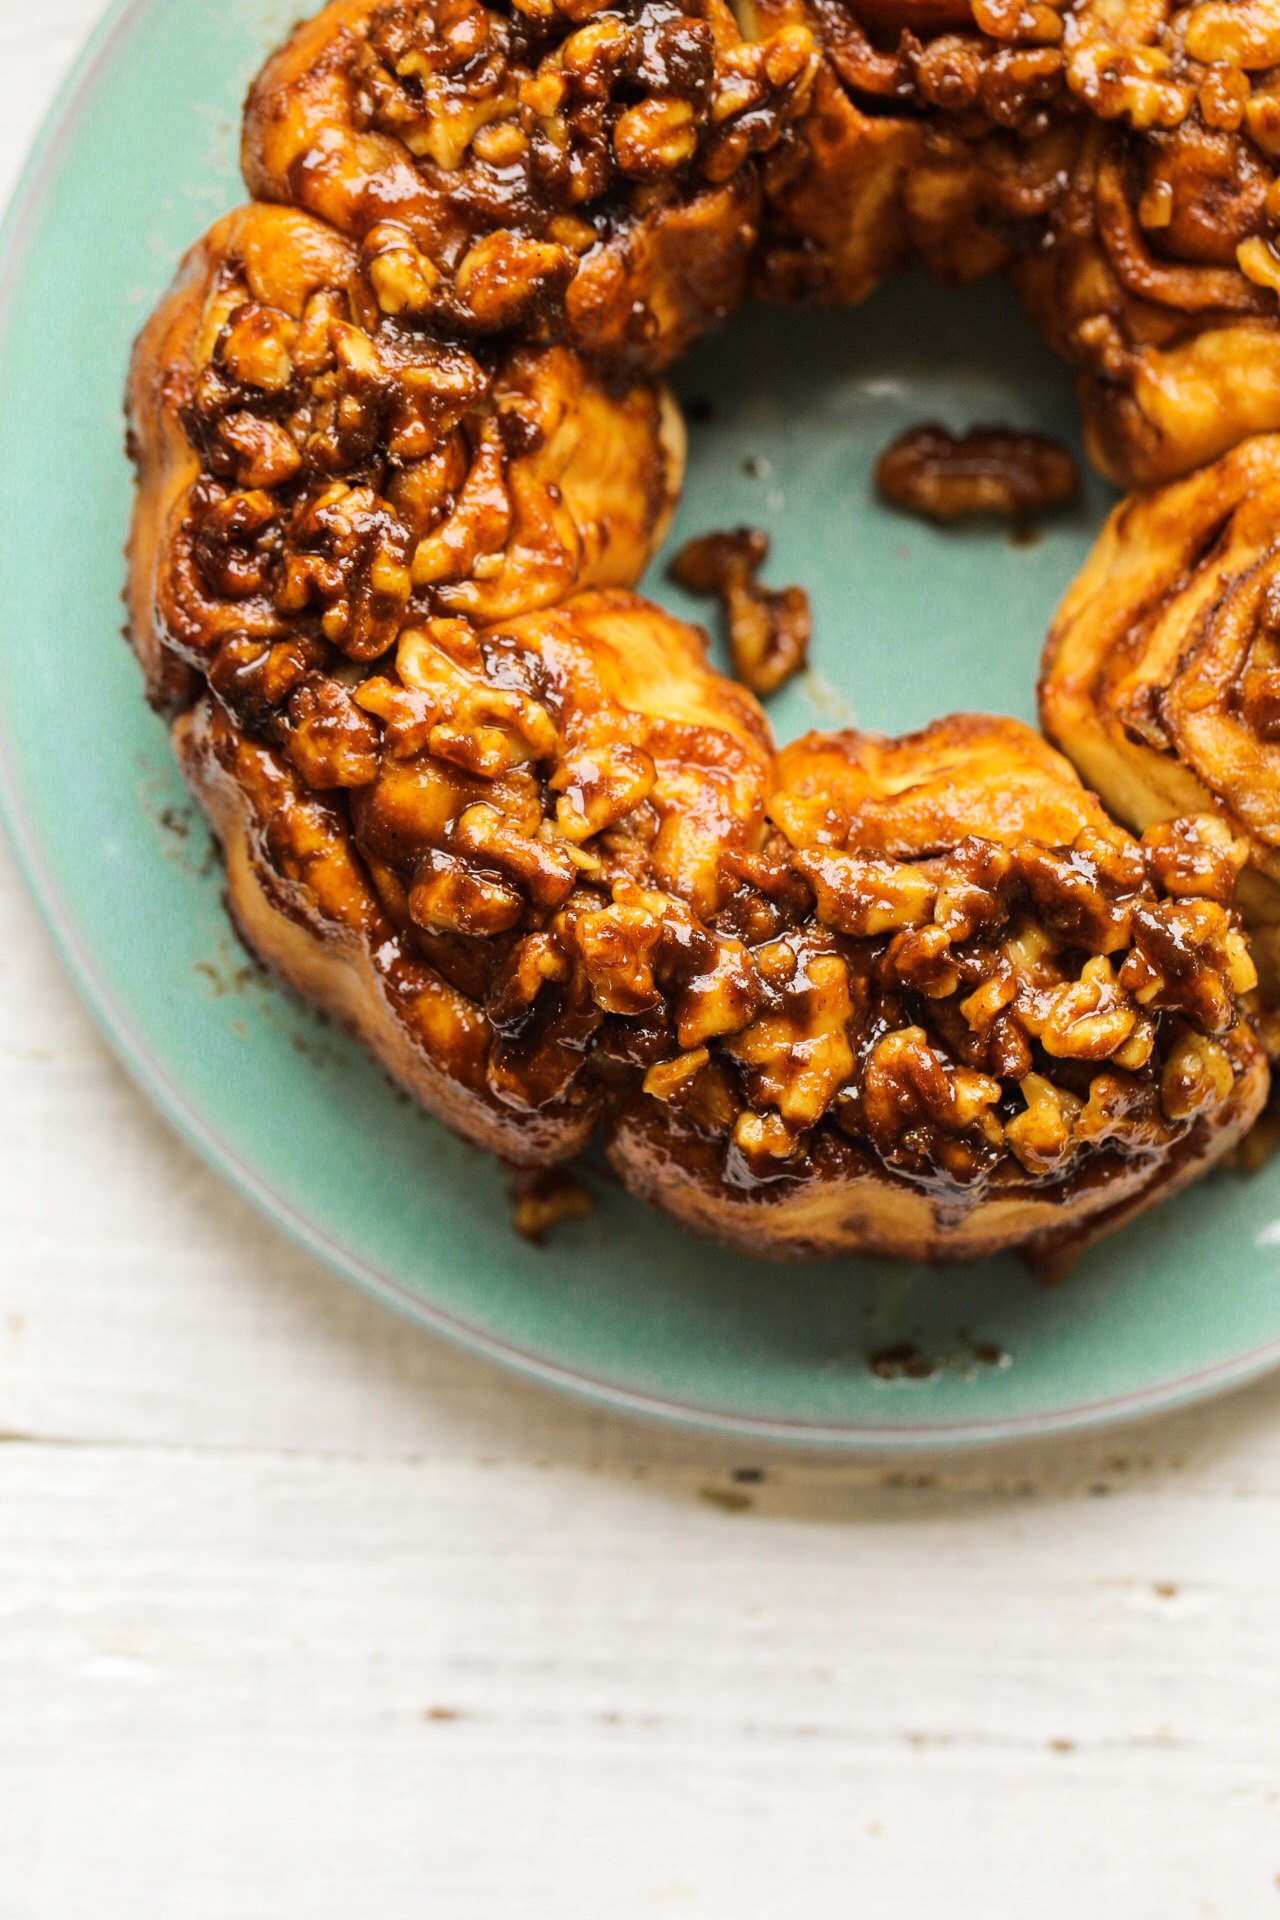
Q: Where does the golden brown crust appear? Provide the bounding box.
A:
[172,571,779,1160]
[236,0,1280,485]
[608,1050,1267,1263]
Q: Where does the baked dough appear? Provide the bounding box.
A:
[1041,433,1280,1047]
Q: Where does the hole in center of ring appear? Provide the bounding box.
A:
[648,265,1117,746]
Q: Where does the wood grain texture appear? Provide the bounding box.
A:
[2,6,1280,1915]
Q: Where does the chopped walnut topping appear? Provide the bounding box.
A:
[1140,816,1249,905]
[1005,1071,1082,1174]
[277,483,415,661]
[670,526,812,695]
[603,744,1259,1200]
[246,0,818,363]
[286,677,381,788]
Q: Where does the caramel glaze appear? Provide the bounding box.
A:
[126,3,1276,1264]
[242,0,819,372]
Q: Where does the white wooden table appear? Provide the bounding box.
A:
[3,6,1280,1914]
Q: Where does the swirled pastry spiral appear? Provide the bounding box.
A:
[1041,433,1280,1042]
[125,0,1280,1268]
[1013,4,1280,487]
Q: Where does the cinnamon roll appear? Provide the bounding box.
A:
[1041,432,1280,1040]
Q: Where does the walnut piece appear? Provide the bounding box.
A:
[669,526,811,696]
[875,425,1080,526]
[510,1168,596,1243]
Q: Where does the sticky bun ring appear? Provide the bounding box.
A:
[124,1,1280,1271]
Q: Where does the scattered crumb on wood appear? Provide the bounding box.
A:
[699,1485,755,1514]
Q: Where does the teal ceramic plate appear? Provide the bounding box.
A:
[4,0,1279,1449]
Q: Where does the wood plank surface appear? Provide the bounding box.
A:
[1,5,1279,1915]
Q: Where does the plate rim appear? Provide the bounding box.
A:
[2,0,1279,1452]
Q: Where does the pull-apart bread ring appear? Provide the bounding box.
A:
[126,1,1280,1270]
[242,0,819,370]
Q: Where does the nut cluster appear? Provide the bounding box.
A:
[356,0,818,201]
[630,777,1257,1195]
[245,0,818,365]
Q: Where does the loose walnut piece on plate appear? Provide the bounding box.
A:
[669,526,812,695]
[875,425,1080,525]
[510,1168,596,1243]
